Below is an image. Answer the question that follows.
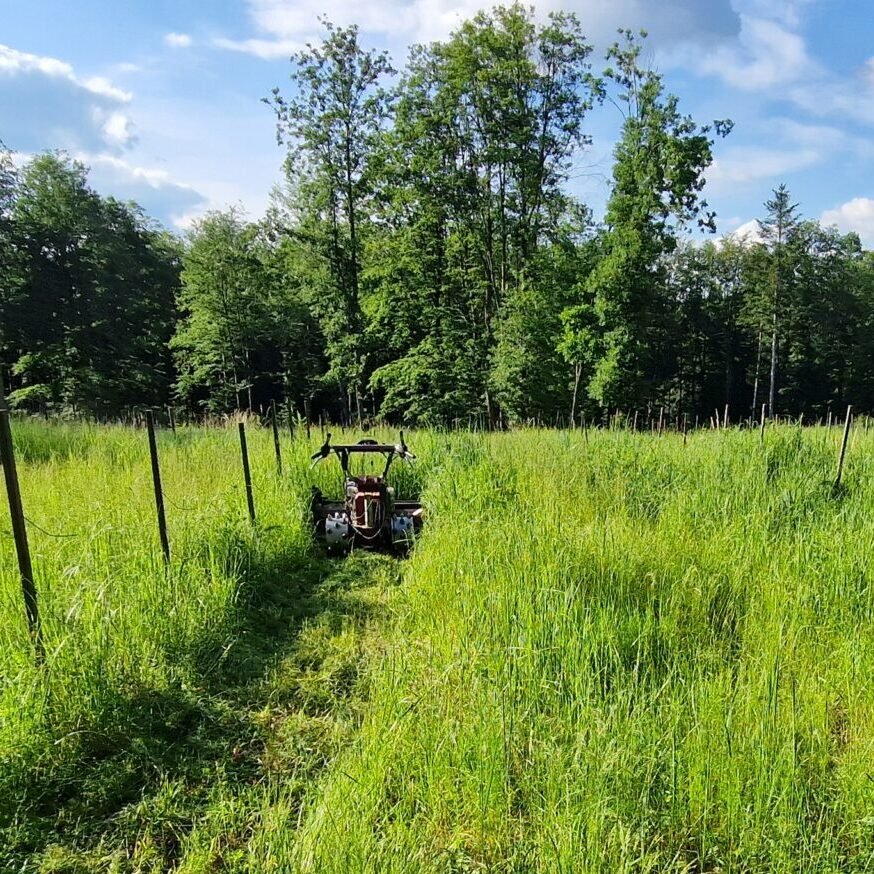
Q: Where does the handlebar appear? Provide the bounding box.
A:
[310,432,333,466]
[309,431,415,467]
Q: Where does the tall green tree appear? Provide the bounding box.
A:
[563,31,731,411]
[367,3,597,424]
[756,184,800,416]
[4,153,179,413]
[173,209,269,412]
[172,208,326,414]
[666,238,754,419]
[0,145,23,394]
[768,220,861,416]
[493,224,598,423]
[267,20,394,423]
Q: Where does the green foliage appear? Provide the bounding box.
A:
[493,235,597,422]
[362,3,598,424]
[1,152,180,414]
[172,209,324,413]
[564,31,732,411]
[370,332,485,425]
[4,16,874,426]
[267,20,395,421]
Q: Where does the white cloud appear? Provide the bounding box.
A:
[0,46,70,77]
[0,44,135,153]
[778,47,874,128]
[164,32,193,48]
[76,152,209,226]
[705,115,871,198]
[215,0,740,59]
[102,112,136,147]
[707,145,821,192]
[731,0,816,28]
[676,15,818,91]
[568,0,739,48]
[212,36,299,60]
[82,153,195,190]
[81,75,132,102]
[730,219,763,243]
[788,74,874,128]
[0,45,132,102]
[821,198,874,248]
[212,0,488,57]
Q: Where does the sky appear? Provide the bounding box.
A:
[2,0,873,244]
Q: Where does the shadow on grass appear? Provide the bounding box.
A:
[1,539,401,872]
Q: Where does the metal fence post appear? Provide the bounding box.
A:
[239,422,256,523]
[146,411,170,564]
[0,380,43,662]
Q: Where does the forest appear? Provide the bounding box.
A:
[2,3,873,426]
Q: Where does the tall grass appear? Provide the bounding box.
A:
[0,419,435,869]
[3,420,874,871]
[274,425,874,872]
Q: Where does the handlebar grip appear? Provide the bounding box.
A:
[311,432,332,462]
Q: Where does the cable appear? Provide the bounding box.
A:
[349,497,387,541]
[23,517,78,539]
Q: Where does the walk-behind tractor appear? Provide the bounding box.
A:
[309,433,424,553]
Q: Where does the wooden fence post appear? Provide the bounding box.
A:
[167,406,176,435]
[146,411,170,564]
[270,400,282,476]
[760,403,767,444]
[239,423,256,523]
[834,405,853,492]
[0,392,43,663]
[683,413,688,447]
[286,397,295,440]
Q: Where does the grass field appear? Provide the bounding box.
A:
[3,418,874,871]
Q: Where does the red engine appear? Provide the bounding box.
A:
[309,434,424,553]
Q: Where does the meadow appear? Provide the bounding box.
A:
[2,418,874,872]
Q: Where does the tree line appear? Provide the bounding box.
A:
[2,4,873,426]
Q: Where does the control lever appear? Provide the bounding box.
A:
[310,432,332,466]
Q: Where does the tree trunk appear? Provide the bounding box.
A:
[768,308,777,418]
[751,328,762,419]
[569,362,582,426]
[484,388,496,431]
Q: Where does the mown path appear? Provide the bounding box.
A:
[13,549,402,872]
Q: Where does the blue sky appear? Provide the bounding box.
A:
[2,0,873,244]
